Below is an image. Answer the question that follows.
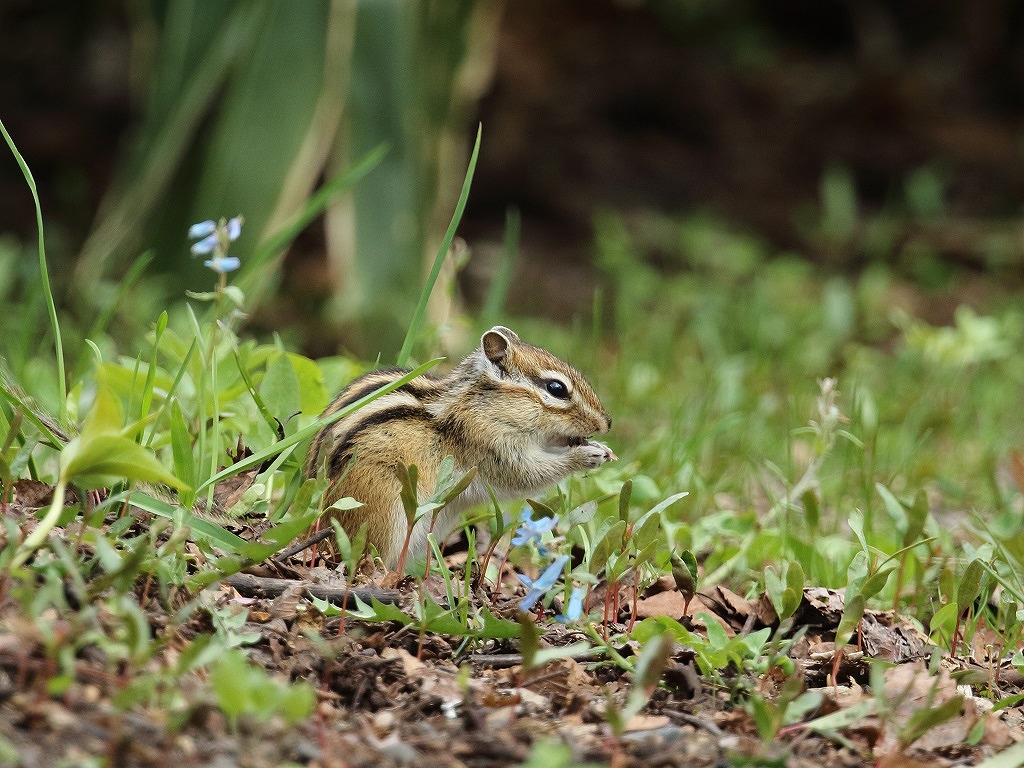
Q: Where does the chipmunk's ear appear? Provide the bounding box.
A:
[482,326,518,363]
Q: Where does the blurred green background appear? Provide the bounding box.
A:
[2,0,1023,361]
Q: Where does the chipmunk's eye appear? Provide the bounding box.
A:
[545,379,570,399]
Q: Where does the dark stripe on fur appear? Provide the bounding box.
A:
[329,368,445,414]
[328,405,434,476]
[330,369,408,412]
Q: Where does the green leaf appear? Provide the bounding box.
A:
[848,508,868,554]
[518,611,542,671]
[906,489,930,545]
[233,509,321,562]
[61,433,187,490]
[877,482,907,530]
[929,601,959,641]
[259,353,302,430]
[834,593,866,649]
[344,596,414,625]
[846,550,869,597]
[618,479,633,522]
[700,612,730,650]
[532,641,592,668]
[479,607,521,640]
[525,498,557,520]
[169,400,195,505]
[589,520,626,576]
[632,616,697,646]
[436,464,477,506]
[128,491,248,552]
[286,353,328,415]
[396,462,419,521]
[899,694,965,748]
[804,698,878,733]
[328,497,363,512]
[198,358,439,493]
[957,559,986,615]
[560,500,597,531]
[860,566,895,601]
[801,489,820,531]
[783,560,806,617]
[671,552,697,598]
[639,491,689,522]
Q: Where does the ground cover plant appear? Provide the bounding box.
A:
[1,120,1024,768]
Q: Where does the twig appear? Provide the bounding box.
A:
[467,649,606,668]
[661,709,726,739]
[222,572,399,606]
[273,526,334,562]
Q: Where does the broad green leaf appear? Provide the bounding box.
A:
[929,601,959,641]
[671,551,697,597]
[900,694,965,748]
[532,641,592,668]
[560,500,597,531]
[639,491,689,523]
[259,353,302,429]
[128,491,248,552]
[834,593,866,649]
[765,565,786,617]
[618,479,633,522]
[957,559,986,614]
[170,399,195,506]
[589,520,626,576]
[61,433,187,490]
[518,611,542,671]
[860,566,895,601]
[846,550,869,597]
[783,560,806,617]
[287,353,328,415]
[344,596,414,625]
[479,607,521,640]
[804,698,878,733]
[234,509,321,562]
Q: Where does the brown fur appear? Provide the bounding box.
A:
[305,326,614,568]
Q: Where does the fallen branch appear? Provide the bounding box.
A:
[223,572,400,606]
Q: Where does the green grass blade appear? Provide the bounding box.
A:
[0,118,66,423]
[481,206,520,327]
[128,490,250,553]
[196,358,441,493]
[238,143,389,302]
[396,124,482,366]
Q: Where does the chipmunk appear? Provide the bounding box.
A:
[305,326,616,569]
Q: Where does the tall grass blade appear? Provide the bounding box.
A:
[481,207,520,327]
[0,118,66,423]
[397,125,481,366]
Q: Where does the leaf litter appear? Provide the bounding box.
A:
[0,492,1022,768]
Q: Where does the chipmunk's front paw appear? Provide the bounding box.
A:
[578,440,617,468]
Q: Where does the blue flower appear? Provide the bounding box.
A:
[188,220,217,239]
[518,554,569,611]
[511,506,557,549]
[188,216,244,273]
[204,256,240,274]
[190,234,218,256]
[555,586,585,623]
